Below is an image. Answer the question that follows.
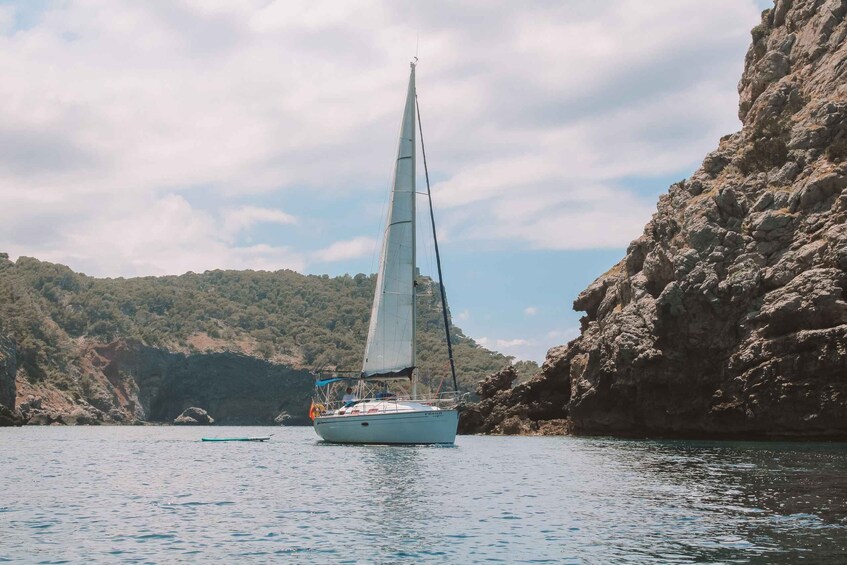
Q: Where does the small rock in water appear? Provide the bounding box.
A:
[174,407,214,425]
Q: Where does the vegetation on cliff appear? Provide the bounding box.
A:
[0,255,532,423]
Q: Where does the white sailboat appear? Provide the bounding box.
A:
[312,62,460,445]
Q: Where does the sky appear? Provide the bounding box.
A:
[0,0,774,362]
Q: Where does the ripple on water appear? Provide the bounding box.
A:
[1,427,846,563]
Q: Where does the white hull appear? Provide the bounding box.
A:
[314,409,458,445]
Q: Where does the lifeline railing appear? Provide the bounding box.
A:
[313,390,466,418]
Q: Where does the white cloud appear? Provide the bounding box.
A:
[492,337,539,362]
[0,0,764,275]
[6,194,305,277]
[313,236,378,263]
[456,309,470,322]
[546,328,581,342]
[524,306,538,316]
[477,329,582,362]
[496,338,530,349]
[223,206,297,235]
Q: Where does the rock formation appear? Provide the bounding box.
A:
[174,406,214,425]
[461,0,847,439]
[80,339,314,425]
[458,365,568,435]
[9,339,315,425]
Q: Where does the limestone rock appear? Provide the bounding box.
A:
[174,407,215,425]
[475,366,517,400]
[274,411,310,426]
[65,406,104,425]
[459,349,570,435]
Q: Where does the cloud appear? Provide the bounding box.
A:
[478,329,582,362]
[313,236,378,263]
[223,206,297,235]
[492,337,539,362]
[524,306,538,316]
[456,309,470,322]
[473,332,577,362]
[4,194,305,277]
[0,0,764,276]
[546,328,581,342]
[495,338,530,349]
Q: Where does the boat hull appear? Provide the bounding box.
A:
[314,409,458,445]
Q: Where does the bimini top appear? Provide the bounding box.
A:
[314,377,348,388]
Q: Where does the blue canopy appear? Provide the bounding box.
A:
[315,377,348,387]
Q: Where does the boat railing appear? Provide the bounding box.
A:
[315,390,464,417]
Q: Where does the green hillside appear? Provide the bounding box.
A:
[0,254,534,398]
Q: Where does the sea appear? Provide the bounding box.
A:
[1,426,845,564]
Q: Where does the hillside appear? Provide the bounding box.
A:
[461,0,847,439]
[0,254,526,425]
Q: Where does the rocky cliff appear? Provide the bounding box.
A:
[462,0,847,439]
[12,339,315,425]
[98,340,314,425]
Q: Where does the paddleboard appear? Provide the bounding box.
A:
[201,436,271,442]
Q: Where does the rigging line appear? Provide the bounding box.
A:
[415,93,459,394]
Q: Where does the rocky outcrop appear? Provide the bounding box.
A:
[458,362,570,435]
[174,407,214,425]
[15,393,106,425]
[84,340,314,425]
[273,411,310,426]
[462,0,847,439]
[14,339,315,425]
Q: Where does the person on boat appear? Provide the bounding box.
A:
[342,387,358,406]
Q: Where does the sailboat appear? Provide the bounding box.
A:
[312,61,460,445]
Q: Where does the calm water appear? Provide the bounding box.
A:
[1,427,846,564]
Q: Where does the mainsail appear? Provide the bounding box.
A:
[362,64,417,379]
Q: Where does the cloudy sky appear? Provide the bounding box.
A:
[0,0,772,362]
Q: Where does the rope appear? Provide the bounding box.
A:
[415,92,459,393]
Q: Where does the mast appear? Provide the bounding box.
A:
[410,62,417,400]
[416,95,459,393]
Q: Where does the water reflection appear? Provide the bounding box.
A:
[2,427,845,564]
[319,444,455,561]
[362,447,429,559]
[578,439,847,561]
